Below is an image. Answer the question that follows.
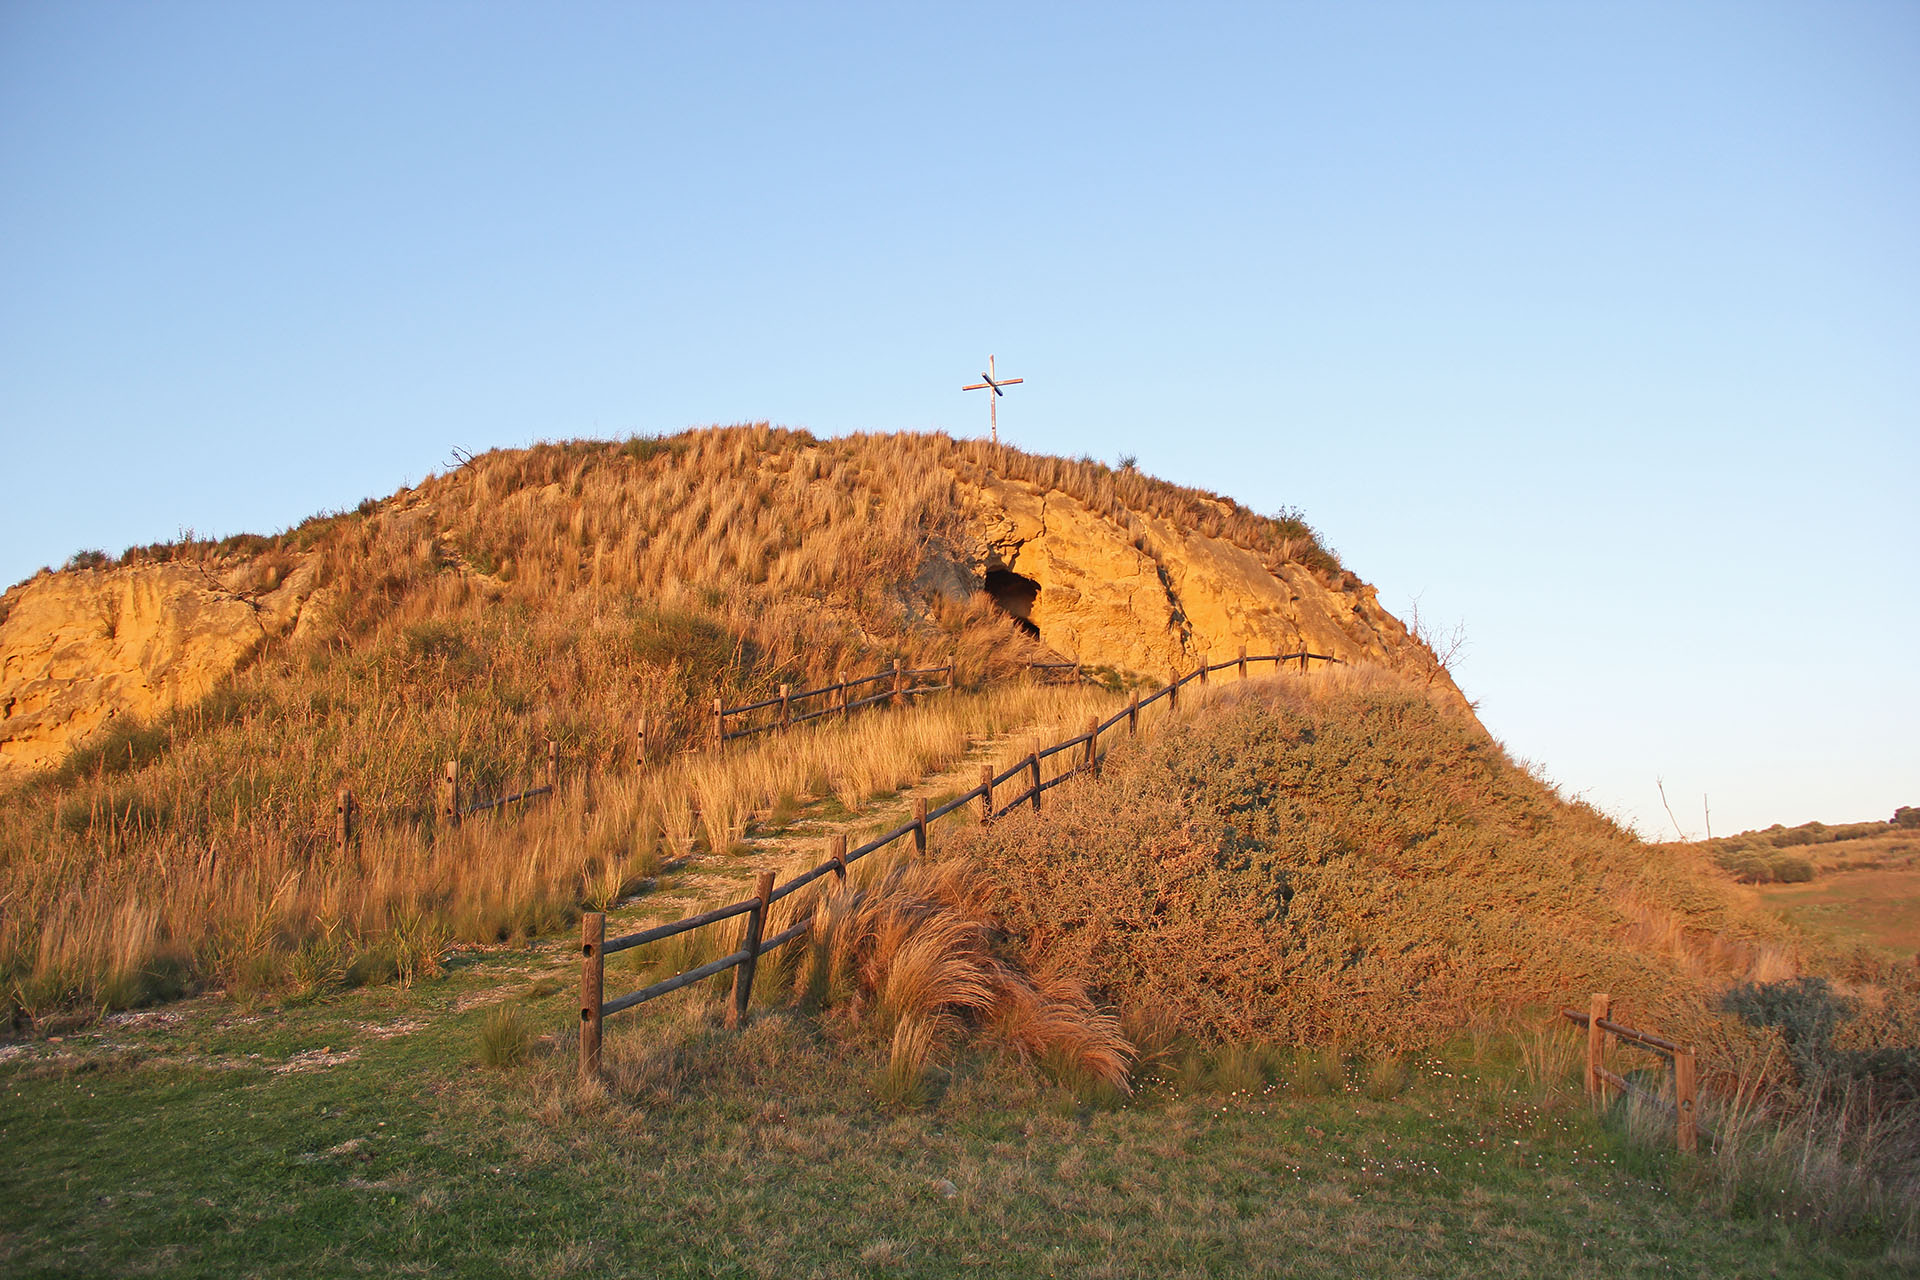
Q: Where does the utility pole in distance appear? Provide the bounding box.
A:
[963,354,1024,445]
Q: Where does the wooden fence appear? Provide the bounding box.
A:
[1561,994,1701,1152]
[328,657,971,855]
[577,646,1340,1081]
[711,660,956,743]
[329,740,562,855]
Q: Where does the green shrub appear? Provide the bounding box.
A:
[1770,855,1816,883]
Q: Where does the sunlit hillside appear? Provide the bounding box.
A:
[0,426,1385,1018]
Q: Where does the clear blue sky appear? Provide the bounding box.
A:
[4,2,1915,838]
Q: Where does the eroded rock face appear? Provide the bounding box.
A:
[0,560,319,775]
[959,475,1419,678]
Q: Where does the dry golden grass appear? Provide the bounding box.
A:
[2,673,1112,1021]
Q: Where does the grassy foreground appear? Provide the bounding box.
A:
[3,939,1906,1279]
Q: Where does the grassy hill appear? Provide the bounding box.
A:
[1,427,1362,1020]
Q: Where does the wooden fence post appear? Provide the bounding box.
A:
[580,912,605,1083]
[712,697,725,745]
[837,672,849,720]
[978,765,993,825]
[891,659,904,708]
[1084,716,1099,775]
[334,786,354,857]
[1586,993,1611,1099]
[1198,651,1209,686]
[441,760,460,827]
[1238,645,1248,679]
[635,716,648,768]
[546,739,559,791]
[1072,661,1082,683]
[830,832,848,882]
[1299,651,1310,674]
[1168,671,1180,713]
[913,797,929,855]
[729,870,775,1028]
[1128,692,1140,735]
[1675,1048,1698,1153]
[780,683,793,731]
[1029,750,1042,813]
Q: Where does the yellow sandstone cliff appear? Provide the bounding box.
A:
[0,559,321,774]
[961,474,1415,676]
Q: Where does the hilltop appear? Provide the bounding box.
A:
[0,427,1437,778]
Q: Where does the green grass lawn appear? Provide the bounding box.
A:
[2,940,1908,1279]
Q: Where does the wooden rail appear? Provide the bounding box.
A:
[711,660,957,743]
[579,646,1342,1080]
[435,740,562,829]
[1561,994,1701,1153]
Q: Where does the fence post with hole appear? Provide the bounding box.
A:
[1586,992,1611,1099]
[335,786,354,857]
[1675,1047,1698,1153]
[441,761,460,827]
[979,765,993,825]
[635,716,648,769]
[830,832,848,882]
[547,739,559,791]
[712,696,725,745]
[580,912,604,1083]
[729,870,775,1029]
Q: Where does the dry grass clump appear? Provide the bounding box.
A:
[477,1004,533,1069]
[751,850,1133,1104]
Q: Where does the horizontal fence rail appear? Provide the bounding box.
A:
[579,646,1343,1080]
[1561,995,1702,1153]
[712,660,958,743]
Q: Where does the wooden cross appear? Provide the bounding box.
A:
[962,354,1024,444]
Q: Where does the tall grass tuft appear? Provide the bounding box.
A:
[478,1004,532,1069]
[756,850,1135,1098]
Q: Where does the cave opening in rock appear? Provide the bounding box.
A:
[984,568,1041,639]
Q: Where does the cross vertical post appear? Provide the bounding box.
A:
[962,354,1025,445]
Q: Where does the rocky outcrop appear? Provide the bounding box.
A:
[0,559,320,775]
[958,475,1420,678]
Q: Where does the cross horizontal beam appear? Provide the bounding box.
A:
[962,377,1024,394]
